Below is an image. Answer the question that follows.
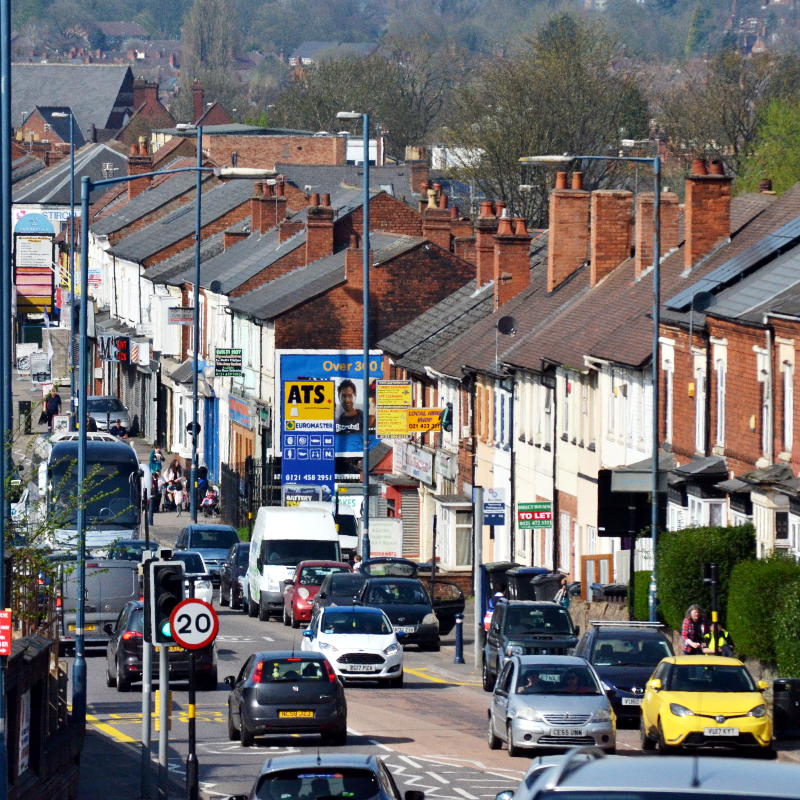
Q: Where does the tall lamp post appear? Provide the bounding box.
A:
[74,162,275,736]
[336,111,371,559]
[51,111,76,418]
[519,152,662,621]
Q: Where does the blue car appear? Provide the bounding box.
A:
[175,523,240,586]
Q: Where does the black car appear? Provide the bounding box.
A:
[104,601,217,692]
[314,571,367,610]
[482,599,579,691]
[573,621,674,724]
[220,542,250,609]
[225,651,347,747]
[357,576,440,650]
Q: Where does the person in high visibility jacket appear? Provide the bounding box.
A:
[703,626,735,657]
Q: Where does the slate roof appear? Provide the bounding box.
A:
[96,21,149,38]
[32,107,87,147]
[290,41,376,61]
[12,64,133,138]
[378,281,495,376]
[12,147,44,183]
[144,233,226,285]
[230,233,420,320]
[108,179,253,263]
[12,143,128,205]
[277,163,420,205]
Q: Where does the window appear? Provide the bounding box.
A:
[454,510,472,567]
[559,512,571,574]
[784,363,793,453]
[562,377,570,439]
[715,359,726,447]
[776,511,789,540]
[694,366,706,453]
[664,361,674,444]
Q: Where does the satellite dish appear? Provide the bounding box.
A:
[209,280,222,294]
[691,291,713,313]
[497,316,518,336]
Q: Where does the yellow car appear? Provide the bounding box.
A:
[640,655,774,756]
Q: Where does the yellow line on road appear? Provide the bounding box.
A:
[404,667,481,687]
[87,712,137,743]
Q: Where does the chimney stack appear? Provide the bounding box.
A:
[346,233,372,293]
[493,214,532,309]
[634,191,680,279]
[128,137,152,200]
[547,171,590,292]
[306,191,335,262]
[684,157,732,269]
[422,192,452,251]
[590,190,633,286]
[474,201,498,287]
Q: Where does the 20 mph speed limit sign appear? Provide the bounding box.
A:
[169,598,219,650]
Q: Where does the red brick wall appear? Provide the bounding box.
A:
[18,111,66,144]
[494,218,531,308]
[204,134,346,169]
[306,205,335,263]
[229,242,307,297]
[547,182,590,292]
[590,190,632,286]
[684,174,732,269]
[770,318,800,473]
[635,192,680,278]
[334,193,423,249]
[422,207,452,251]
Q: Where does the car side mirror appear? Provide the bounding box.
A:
[283,578,294,586]
[103,623,114,635]
[758,679,769,691]
[405,791,425,800]
[395,630,407,640]
[303,628,314,638]
[318,591,327,599]
[648,678,662,691]
[574,625,580,635]
[223,675,236,688]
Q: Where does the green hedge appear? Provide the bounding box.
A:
[657,524,756,630]
[632,570,651,621]
[728,555,800,662]
[775,578,800,675]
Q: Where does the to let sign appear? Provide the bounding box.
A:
[167,306,194,325]
[0,609,12,656]
[518,501,553,529]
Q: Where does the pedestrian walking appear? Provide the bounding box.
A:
[166,456,183,483]
[352,554,363,571]
[173,481,185,517]
[41,386,62,428]
[149,446,165,475]
[151,471,162,514]
[681,604,708,655]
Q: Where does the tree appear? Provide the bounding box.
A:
[445,13,649,225]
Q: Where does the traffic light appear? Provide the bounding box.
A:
[440,402,453,432]
[146,561,184,644]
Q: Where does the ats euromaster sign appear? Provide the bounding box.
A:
[276,350,386,457]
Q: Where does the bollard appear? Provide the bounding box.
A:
[453,612,465,664]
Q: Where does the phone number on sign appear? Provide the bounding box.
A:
[283,474,334,482]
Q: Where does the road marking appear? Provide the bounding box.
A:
[428,772,450,784]
[453,789,479,800]
[404,667,481,687]
[262,635,275,642]
[86,712,137,743]
[398,755,423,769]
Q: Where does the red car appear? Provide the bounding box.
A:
[282,560,352,628]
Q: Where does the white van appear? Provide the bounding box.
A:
[245,505,341,621]
[297,499,360,562]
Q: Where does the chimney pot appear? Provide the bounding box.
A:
[708,158,725,176]
[350,233,360,249]
[571,171,583,190]
[513,217,529,236]
[438,192,448,209]
[691,157,708,176]
[555,171,568,190]
[254,181,263,195]
[497,216,513,236]
[479,200,494,217]
[759,178,773,193]
[450,206,458,219]
[130,143,138,156]
[276,179,285,197]
[322,193,331,207]
[495,200,507,217]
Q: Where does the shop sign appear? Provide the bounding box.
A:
[397,441,434,485]
[229,393,253,430]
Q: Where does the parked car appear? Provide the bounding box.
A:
[282,560,351,628]
[574,621,674,725]
[225,651,347,747]
[483,599,579,691]
[105,538,160,561]
[313,571,367,610]
[495,748,800,800]
[487,655,616,756]
[220,542,250,609]
[175,523,240,586]
[104,600,217,691]
[86,395,130,431]
[640,655,774,756]
[301,605,405,686]
[229,754,424,800]
[357,576,440,650]
[171,551,214,605]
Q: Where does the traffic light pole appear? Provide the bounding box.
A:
[186,577,198,800]
[158,645,168,800]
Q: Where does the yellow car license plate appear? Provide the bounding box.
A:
[168,646,183,653]
[279,710,314,718]
[68,624,96,631]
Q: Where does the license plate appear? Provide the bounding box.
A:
[346,664,378,672]
[393,625,416,633]
[278,710,314,718]
[622,698,642,706]
[68,624,96,631]
[704,727,738,736]
[168,646,183,653]
[551,728,584,737]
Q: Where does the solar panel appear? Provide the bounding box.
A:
[666,215,800,311]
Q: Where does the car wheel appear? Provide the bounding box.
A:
[106,657,117,688]
[219,583,229,607]
[640,718,655,751]
[282,605,291,626]
[198,669,218,691]
[507,721,522,757]
[258,599,269,622]
[247,592,258,618]
[390,671,404,688]
[481,657,495,692]
[657,720,677,755]
[756,746,777,760]
[230,584,239,610]
[227,705,239,742]
[116,659,131,693]
[323,727,347,746]
[487,715,501,750]
[291,608,300,629]
[240,710,255,747]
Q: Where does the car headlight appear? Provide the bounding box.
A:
[383,643,399,656]
[591,708,613,722]
[298,587,310,600]
[505,644,524,657]
[318,641,338,653]
[422,613,438,627]
[748,704,767,718]
[669,703,695,717]
[515,707,545,722]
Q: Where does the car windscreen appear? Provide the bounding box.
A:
[108,543,154,561]
[255,768,380,800]
[261,539,338,566]
[364,580,429,605]
[592,635,673,667]
[330,574,366,597]
[190,528,239,548]
[87,398,124,413]
[300,565,349,586]
[321,610,393,635]
[515,665,601,695]
[236,547,249,567]
[173,553,205,573]
[666,663,756,692]
[256,658,330,683]
[127,609,144,634]
[504,605,574,635]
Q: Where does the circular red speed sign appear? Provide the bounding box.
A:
[169,598,219,650]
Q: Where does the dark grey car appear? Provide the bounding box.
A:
[220,542,250,609]
[225,651,347,747]
[313,571,367,610]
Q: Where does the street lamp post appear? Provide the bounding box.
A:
[519,153,662,621]
[337,111,371,559]
[189,125,203,524]
[75,162,275,738]
[52,111,76,419]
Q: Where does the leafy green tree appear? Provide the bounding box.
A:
[685,1,713,57]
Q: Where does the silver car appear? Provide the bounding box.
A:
[87,395,130,431]
[487,655,616,756]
